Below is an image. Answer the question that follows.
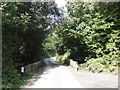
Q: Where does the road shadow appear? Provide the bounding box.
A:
[21,57,75,89]
[21,58,63,88]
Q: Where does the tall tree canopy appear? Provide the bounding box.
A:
[1,2,60,88]
[53,2,120,72]
[1,1,120,88]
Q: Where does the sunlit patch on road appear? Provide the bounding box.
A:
[22,58,84,88]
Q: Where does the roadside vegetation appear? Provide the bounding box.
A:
[46,2,120,74]
[1,2,59,88]
[1,1,120,89]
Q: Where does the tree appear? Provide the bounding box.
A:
[1,2,60,88]
[53,2,120,72]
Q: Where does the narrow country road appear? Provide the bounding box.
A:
[22,57,84,88]
[69,67,118,88]
[21,57,118,89]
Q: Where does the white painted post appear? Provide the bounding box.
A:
[21,66,25,73]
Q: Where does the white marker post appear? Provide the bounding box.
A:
[21,65,25,76]
[21,66,25,73]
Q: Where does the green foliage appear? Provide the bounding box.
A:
[2,69,35,88]
[2,2,60,88]
[84,54,119,74]
[53,2,120,73]
[83,48,119,74]
[2,68,20,88]
[56,50,70,64]
[43,34,57,57]
[85,58,106,73]
[2,1,120,89]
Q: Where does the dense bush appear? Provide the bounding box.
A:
[83,54,119,74]
[85,58,107,73]
[1,2,59,88]
[56,50,70,64]
[53,2,120,73]
[43,35,57,57]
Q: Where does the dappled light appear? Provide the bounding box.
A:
[2,1,119,89]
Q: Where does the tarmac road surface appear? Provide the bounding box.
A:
[21,57,118,89]
[22,57,84,88]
